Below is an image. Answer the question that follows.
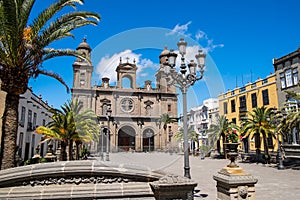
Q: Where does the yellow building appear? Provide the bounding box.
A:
[218,73,279,153]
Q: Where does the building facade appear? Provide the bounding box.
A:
[218,73,278,125]
[218,73,278,152]
[0,87,52,163]
[72,39,178,152]
[187,98,219,149]
[273,48,300,145]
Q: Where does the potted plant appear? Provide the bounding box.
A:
[224,128,240,167]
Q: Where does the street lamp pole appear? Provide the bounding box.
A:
[106,105,112,161]
[163,38,206,179]
[275,109,285,170]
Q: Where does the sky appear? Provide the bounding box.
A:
[28,0,300,113]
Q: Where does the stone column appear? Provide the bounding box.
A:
[213,163,258,200]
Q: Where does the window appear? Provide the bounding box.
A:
[168,104,171,112]
[27,110,32,130]
[280,72,286,88]
[286,69,293,87]
[293,68,298,85]
[223,102,228,114]
[146,105,151,116]
[121,77,132,88]
[281,68,298,89]
[102,104,108,115]
[262,89,269,105]
[42,119,46,126]
[20,106,26,126]
[121,98,134,112]
[240,87,246,92]
[262,79,268,84]
[232,118,236,124]
[18,132,24,156]
[33,113,37,128]
[231,91,235,96]
[251,93,257,108]
[231,100,236,113]
[239,95,247,111]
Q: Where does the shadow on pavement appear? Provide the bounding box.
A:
[194,189,208,198]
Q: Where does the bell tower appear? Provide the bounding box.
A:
[156,47,176,93]
[72,38,93,89]
[116,57,137,89]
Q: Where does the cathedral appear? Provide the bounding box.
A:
[72,39,178,152]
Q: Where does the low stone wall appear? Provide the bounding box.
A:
[0,160,197,199]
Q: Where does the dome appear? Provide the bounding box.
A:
[160,46,169,57]
[76,38,91,51]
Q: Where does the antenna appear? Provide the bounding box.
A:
[241,73,244,85]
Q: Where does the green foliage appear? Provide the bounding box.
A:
[24,157,50,165]
[207,115,238,146]
[159,113,177,129]
[241,106,275,159]
[174,127,199,142]
[0,0,99,169]
[36,99,99,161]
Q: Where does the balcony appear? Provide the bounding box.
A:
[239,107,247,113]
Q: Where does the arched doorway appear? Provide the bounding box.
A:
[143,129,154,152]
[118,126,136,152]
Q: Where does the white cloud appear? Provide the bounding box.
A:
[95,50,159,84]
[195,30,208,40]
[167,23,224,53]
[202,39,224,53]
[166,21,192,36]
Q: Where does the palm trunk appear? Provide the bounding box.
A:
[75,141,81,160]
[60,141,67,161]
[68,139,73,161]
[0,93,19,169]
[263,134,270,163]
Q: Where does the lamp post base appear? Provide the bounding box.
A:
[184,167,191,179]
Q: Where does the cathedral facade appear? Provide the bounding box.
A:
[72,39,178,152]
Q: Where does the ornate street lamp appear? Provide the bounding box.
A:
[163,38,206,178]
[106,105,112,161]
[274,109,286,170]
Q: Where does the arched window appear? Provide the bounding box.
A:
[122,77,132,88]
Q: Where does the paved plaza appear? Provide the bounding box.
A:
[102,152,300,200]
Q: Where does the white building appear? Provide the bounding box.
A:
[17,88,53,162]
[187,98,219,149]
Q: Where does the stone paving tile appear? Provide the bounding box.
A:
[106,152,300,200]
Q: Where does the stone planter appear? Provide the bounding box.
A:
[224,142,239,168]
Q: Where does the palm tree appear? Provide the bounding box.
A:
[241,106,275,163]
[206,115,231,154]
[174,127,199,154]
[158,113,177,147]
[36,99,99,161]
[36,108,70,161]
[0,0,100,169]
